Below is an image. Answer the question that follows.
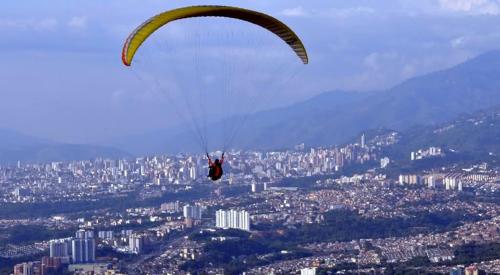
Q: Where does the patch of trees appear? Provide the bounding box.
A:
[0,186,213,219]
[277,209,479,245]
[0,225,74,245]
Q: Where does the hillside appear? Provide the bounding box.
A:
[385,105,500,161]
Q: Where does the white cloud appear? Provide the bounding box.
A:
[280,6,309,17]
[438,0,500,15]
[0,19,23,28]
[0,18,58,31]
[401,64,417,79]
[363,52,399,71]
[111,87,161,104]
[451,36,468,48]
[280,5,375,19]
[36,18,58,31]
[326,6,376,18]
[68,16,87,29]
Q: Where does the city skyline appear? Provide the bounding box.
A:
[1,1,500,274]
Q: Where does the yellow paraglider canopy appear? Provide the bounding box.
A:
[122,5,308,66]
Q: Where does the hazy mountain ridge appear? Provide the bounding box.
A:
[384,104,500,161]
[238,50,500,150]
[0,129,130,164]
[112,90,374,154]
[5,50,500,159]
[114,50,500,154]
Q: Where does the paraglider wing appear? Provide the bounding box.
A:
[122,5,309,66]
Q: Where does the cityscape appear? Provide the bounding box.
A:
[2,1,500,275]
[1,132,498,274]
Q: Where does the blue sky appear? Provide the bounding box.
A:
[1,0,500,143]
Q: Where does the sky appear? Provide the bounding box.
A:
[1,0,500,144]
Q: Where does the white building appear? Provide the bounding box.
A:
[49,239,71,258]
[71,238,95,264]
[380,157,390,169]
[301,267,317,275]
[75,230,94,239]
[14,261,41,275]
[183,205,203,220]
[444,175,463,191]
[189,167,196,180]
[71,230,95,264]
[129,235,144,254]
[161,201,180,213]
[251,183,265,193]
[98,231,114,240]
[427,176,436,189]
[216,209,250,231]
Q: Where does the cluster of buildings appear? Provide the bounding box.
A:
[182,204,203,220]
[2,130,499,274]
[398,169,499,192]
[215,209,250,231]
[411,146,444,161]
[13,230,96,275]
[47,230,95,265]
[0,133,385,204]
[12,228,150,274]
[450,265,483,275]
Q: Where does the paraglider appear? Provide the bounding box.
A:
[122,5,308,181]
[207,152,224,181]
[122,5,309,66]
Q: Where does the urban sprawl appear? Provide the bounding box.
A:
[1,133,499,274]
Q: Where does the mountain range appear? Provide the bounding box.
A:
[0,129,129,165]
[3,50,500,163]
[114,50,500,154]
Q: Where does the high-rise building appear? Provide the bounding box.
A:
[215,209,250,231]
[49,239,70,258]
[189,166,197,180]
[360,134,365,148]
[121,229,134,237]
[13,261,41,275]
[427,176,436,189]
[72,238,95,264]
[75,229,94,239]
[71,230,95,264]
[41,257,62,275]
[251,183,264,193]
[450,266,465,275]
[464,266,479,275]
[129,235,144,254]
[98,231,114,240]
[13,264,23,275]
[183,205,203,220]
[444,175,463,191]
[301,267,317,275]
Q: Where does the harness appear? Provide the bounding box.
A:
[209,164,223,180]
